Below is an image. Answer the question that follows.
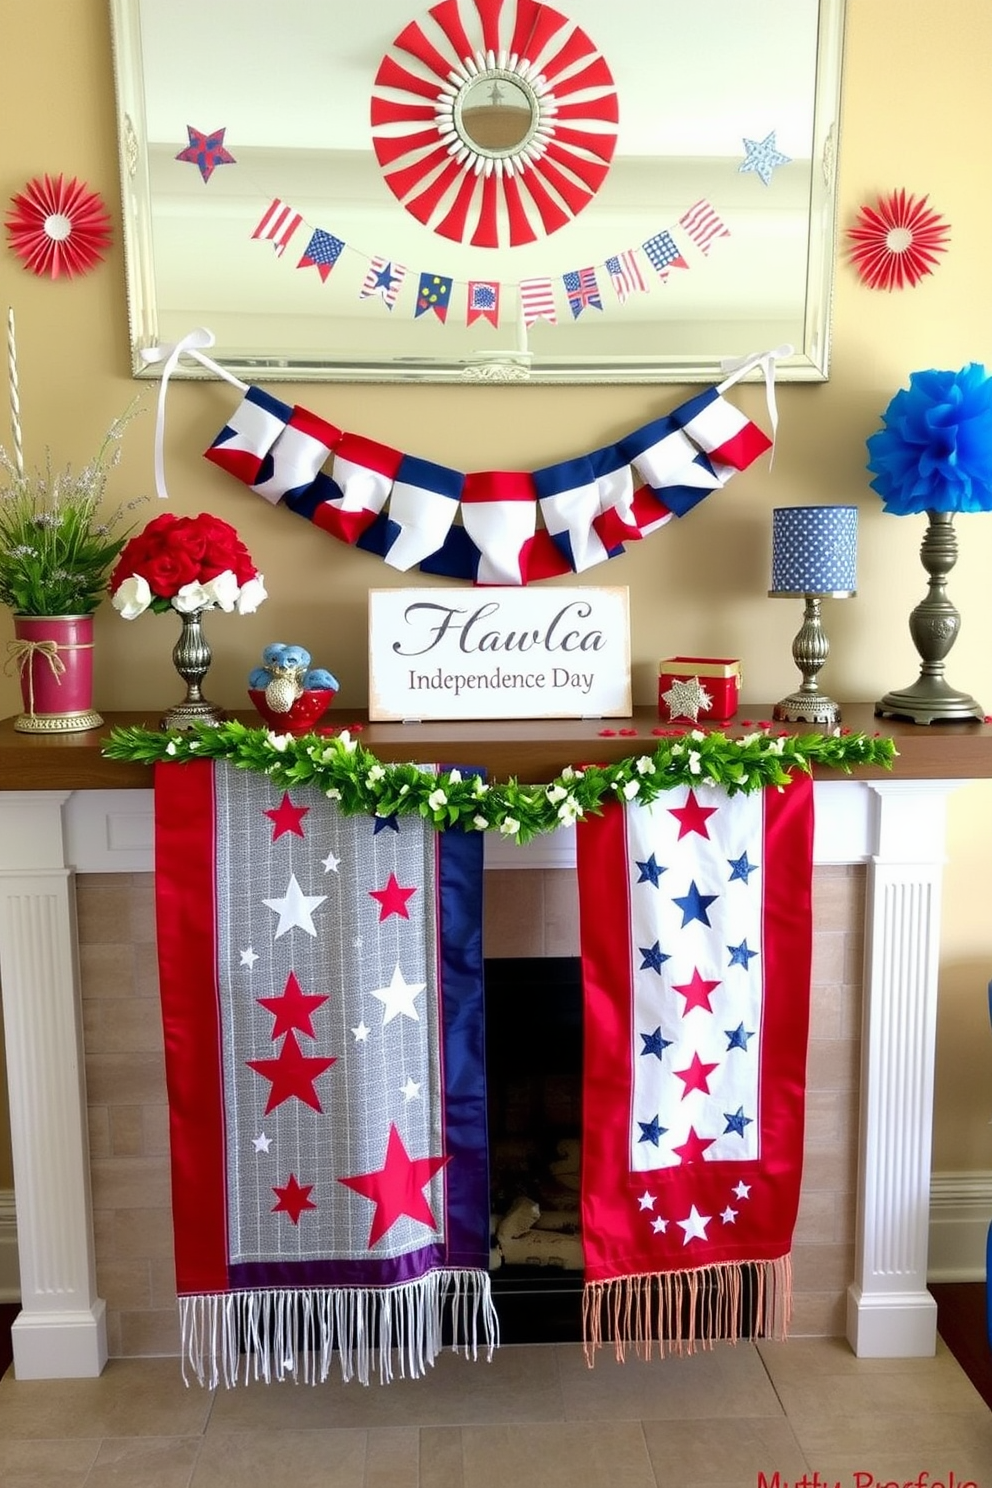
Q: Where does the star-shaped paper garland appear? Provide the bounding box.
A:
[272,1172,317,1226]
[263,875,327,938]
[175,125,237,183]
[660,675,712,722]
[246,1030,336,1114]
[369,872,417,922]
[256,971,329,1041]
[264,792,310,841]
[739,130,791,186]
[338,1123,449,1248]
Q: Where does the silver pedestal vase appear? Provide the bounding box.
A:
[875,509,984,725]
[161,608,227,731]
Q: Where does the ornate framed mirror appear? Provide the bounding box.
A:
[109,0,846,384]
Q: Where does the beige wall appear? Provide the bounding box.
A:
[1,0,992,1196]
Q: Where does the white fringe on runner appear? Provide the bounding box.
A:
[178,1269,499,1389]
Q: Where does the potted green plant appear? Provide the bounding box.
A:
[0,405,144,732]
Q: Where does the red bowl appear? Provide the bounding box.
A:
[248,688,336,734]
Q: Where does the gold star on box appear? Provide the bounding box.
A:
[661,675,712,722]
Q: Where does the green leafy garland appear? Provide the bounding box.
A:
[104,721,896,845]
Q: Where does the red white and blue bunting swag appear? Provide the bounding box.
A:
[162,337,787,586]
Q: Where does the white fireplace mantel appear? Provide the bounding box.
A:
[0,776,964,1376]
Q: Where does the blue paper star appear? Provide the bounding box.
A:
[640,1027,674,1060]
[725,1022,755,1052]
[727,850,758,884]
[728,939,758,969]
[635,853,667,888]
[638,1114,667,1146]
[373,814,399,835]
[639,941,671,974]
[739,130,791,186]
[672,881,718,928]
[175,125,236,183]
[723,1106,753,1138]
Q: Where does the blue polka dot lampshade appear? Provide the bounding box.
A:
[770,505,858,595]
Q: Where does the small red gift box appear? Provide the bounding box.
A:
[658,657,742,724]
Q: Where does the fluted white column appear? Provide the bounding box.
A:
[0,792,107,1378]
[846,779,959,1358]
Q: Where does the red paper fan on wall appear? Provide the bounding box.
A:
[5,174,113,280]
[847,189,949,291]
[371,0,619,248]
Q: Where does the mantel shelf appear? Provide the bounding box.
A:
[2,704,992,791]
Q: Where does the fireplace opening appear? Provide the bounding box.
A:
[482,956,765,1346]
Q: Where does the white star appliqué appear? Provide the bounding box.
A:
[721,1206,738,1225]
[651,1216,668,1235]
[637,1191,656,1212]
[240,947,259,969]
[253,1132,272,1154]
[321,850,341,873]
[732,1180,752,1200]
[400,1077,422,1102]
[262,875,327,938]
[677,1204,711,1244]
[369,963,426,1025]
[351,1021,371,1043]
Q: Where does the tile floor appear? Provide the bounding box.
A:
[0,1336,990,1488]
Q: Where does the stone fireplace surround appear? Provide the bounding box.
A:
[0,705,987,1379]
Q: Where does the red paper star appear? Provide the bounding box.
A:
[671,1126,716,1164]
[668,789,718,841]
[673,1053,720,1098]
[671,969,721,1016]
[246,1030,336,1114]
[847,189,949,291]
[272,1173,317,1226]
[338,1123,449,1247]
[264,792,310,841]
[175,125,237,183]
[256,971,328,1041]
[369,871,417,921]
[5,174,113,279]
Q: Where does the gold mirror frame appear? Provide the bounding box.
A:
[109,0,846,385]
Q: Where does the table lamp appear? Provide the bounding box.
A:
[769,504,857,726]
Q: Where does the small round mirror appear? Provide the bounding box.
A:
[458,75,536,154]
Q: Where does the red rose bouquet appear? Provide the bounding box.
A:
[109,511,266,618]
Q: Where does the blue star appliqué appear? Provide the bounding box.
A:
[373,814,399,835]
[635,853,667,888]
[725,1022,755,1052]
[723,1107,753,1138]
[672,881,718,928]
[639,941,671,974]
[739,130,791,186]
[728,939,758,969]
[638,1114,667,1146]
[640,1027,674,1060]
[727,850,758,884]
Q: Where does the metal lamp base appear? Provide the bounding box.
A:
[773,692,842,727]
[875,677,985,726]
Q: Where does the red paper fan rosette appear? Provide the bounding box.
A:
[847,189,949,291]
[371,0,619,248]
[5,173,113,280]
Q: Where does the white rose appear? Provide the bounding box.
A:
[111,573,152,620]
[201,569,239,612]
[428,788,448,811]
[235,575,268,614]
[172,582,211,614]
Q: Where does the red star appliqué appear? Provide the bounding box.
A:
[338,1123,449,1247]
[673,1052,720,1098]
[264,792,310,841]
[668,789,718,841]
[671,968,721,1016]
[369,872,417,922]
[175,125,237,183]
[246,1030,336,1114]
[256,971,329,1041]
[271,1173,317,1226]
[672,1126,717,1164]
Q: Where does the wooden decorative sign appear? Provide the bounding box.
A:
[368,587,631,721]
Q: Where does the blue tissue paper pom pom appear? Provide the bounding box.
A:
[866,363,992,515]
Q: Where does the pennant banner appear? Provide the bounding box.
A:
[575,776,814,1357]
[204,356,781,586]
[154,759,495,1387]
